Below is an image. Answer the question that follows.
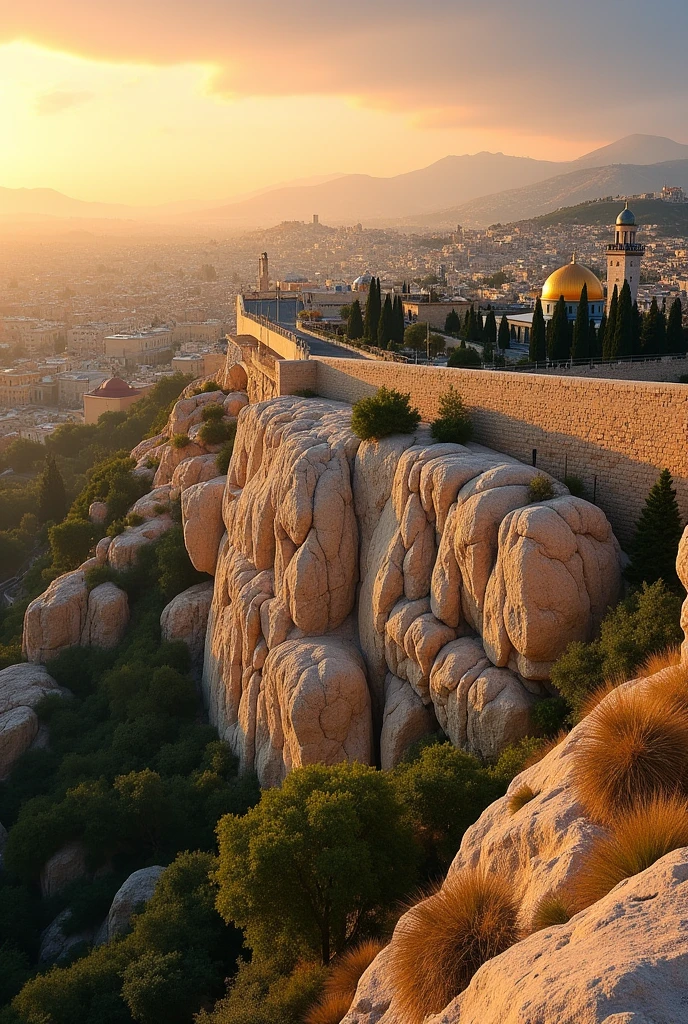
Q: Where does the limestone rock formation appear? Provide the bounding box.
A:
[107,516,173,571]
[88,500,108,525]
[40,841,87,898]
[154,440,206,487]
[130,484,171,520]
[182,476,227,575]
[101,865,165,943]
[171,453,221,493]
[39,909,93,964]
[23,571,129,662]
[160,582,214,673]
[380,673,435,770]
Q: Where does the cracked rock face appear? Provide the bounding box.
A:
[0,663,70,779]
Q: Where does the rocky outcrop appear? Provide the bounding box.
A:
[154,440,206,487]
[171,453,221,493]
[23,572,129,663]
[678,525,688,664]
[88,501,108,525]
[100,865,164,943]
[380,673,435,771]
[39,909,92,964]
[425,848,688,1024]
[160,582,214,673]
[40,841,87,898]
[130,484,171,520]
[181,476,226,575]
[0,664,68,777]
[107,516,173,571]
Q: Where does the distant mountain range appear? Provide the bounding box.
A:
[2,135,688,232]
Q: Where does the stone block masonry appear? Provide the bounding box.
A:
[308,358,688,544]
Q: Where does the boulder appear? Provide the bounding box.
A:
[254,637,373,787]
[40,841,88,898]
[88,501,108,525]
[223,391,249,417]
[80,583,129,649]
[0,663,67,777]
[154,440,206,487]
[0,707,38,780]
[160,582,214,673]
[380,673,435,770]
[130,484,171,520]
[427,849,688,1024]
[171,453,221,492]
[101,865,165,942]
[95,536,111,564]
[107,516,173,571]
[39,909,92,964]
[182,476,227,575]
[130,432,166,462]
[167,391,225,436]
[678,525,688,664]
[23,570,89,663]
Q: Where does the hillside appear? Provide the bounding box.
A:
[522,196,688,234]
[402,159,688,229]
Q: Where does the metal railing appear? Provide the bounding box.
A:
[502,350,688,373]
[238,297,309,359]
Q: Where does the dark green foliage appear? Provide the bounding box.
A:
[603,286,618,358]
[201,403,225,422]
[346,299,364,341]
[531,697,569,737]
[612,280,634,357]
[447,345,481,368]
[197,957,325,1024]
[641,296,667,354]
[529,298,546,362]
[351,388,421,441]
[198,419,234,446]
[392,295,405,348]
[666,297,685,354]
[482,309,497,350]
[548,296,571,360]
[551,581,683,722]
[38,454,67,525]
[49,519,99,575]
[626,469,684,592]
[215,430,237,475]
[216,762,417,964]
[171,433,191,450]
[155,524,210,601]
[430,387,472,444]
[392,742,501,879]
[527,475,555,503]
[488,737,544,785]
[376,294,395,350]
[363,278,381,344]
[563,475,585,497]
[0,944,31,1006]
[571,284,589,359]
[444,309,462,334]
[0,439,45,473]
[497,315,510,350]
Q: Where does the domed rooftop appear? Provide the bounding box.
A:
[616,201,636,226]
[541,256,604,303]
[89,376,141,398]
[353,273,373,289]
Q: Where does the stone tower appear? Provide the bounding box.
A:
[606,202,644,312]
[258,252,270,292]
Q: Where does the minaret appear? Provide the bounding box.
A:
[606,201,644,312]
[258,252,270,292]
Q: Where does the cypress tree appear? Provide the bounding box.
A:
[611,280,634,357]
[666,297,685,354]
[596,313,607,357]
[472,310,484,343]
[626,469,684,592]
[497,314,511,350]
[548,296,571,360]
[347,299,364,341]
[483,309,497,350]
[529,297,546,362]
[38,453,67,524]
[377,293,395,349]
[641,296,662,354]
[631,301,642,355]
[571,283,589,359]
[588,318,598,358]
[444,308,461,334]
[603,286,618,358]
[392,295,405,347]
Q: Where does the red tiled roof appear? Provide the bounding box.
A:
[88,376,141,398]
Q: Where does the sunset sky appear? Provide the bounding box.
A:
[2,0,688,205]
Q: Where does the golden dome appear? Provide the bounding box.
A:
[541,256,604,303]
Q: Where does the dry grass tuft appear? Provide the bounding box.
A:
[322,939,385,1002]
[573,793,688,911]
[578,676,625,719]
[531,893,572,931]
[508,784,538,815]
[304,992,355,1024]
[572,683,688,822]
[641,645,682,677]
[388,871,520,1024]
[523,730,568,769]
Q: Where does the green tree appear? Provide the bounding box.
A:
[529,298,546,362]
[482,308,497,350]
[497,315,510,350]
[37,454,67,524]
[377,293,395,349]
[548,296,571,360]
[631,301,642,355]
[363,278,381,343]
[430,386,472,443]
[447,345,482,368]
[444,309,461,334]
[346,299,364,342]
[351,387,421,440]
[215,763,417,964]
[595,313,606,357]
[603,286,618,358]
[626,469,684,592]
[588,318,598,357]
[392,295,405,347]
[666,297,685,354]
[641,296,666,354]
[404,322,428,353]
[571,284,589,359]
[611,280,634,357]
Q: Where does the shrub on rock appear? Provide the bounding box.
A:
[430,386,472,444]
[351,387,420,441]
[388,870,520,1024]
[527,474,555,503]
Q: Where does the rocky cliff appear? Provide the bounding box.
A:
[18,356,622,788]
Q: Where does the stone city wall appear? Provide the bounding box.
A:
[523,354,688,383]
[301,358,688,544]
